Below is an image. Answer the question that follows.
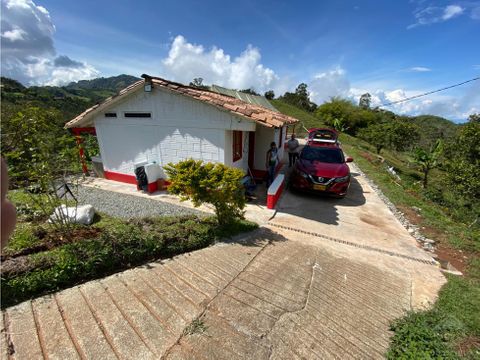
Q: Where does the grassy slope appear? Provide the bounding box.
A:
[271,99,324,133]
[273,99,479,358]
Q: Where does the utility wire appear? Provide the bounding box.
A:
[380,76,479,107]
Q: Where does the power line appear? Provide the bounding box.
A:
[380,76,480,107]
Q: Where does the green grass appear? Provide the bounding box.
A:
[273,100,480,359]
[4,223,41,253]
[387,276,480,359]
[270,99,324,134]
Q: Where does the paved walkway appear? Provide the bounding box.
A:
[3,228,424,359]
[1,157,447,359]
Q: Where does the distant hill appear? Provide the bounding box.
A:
[0,74,140,122]
[407,115,458,147]
[273,98,459,148]
[65,74,140,92]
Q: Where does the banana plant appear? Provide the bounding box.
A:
[412,139,444,188]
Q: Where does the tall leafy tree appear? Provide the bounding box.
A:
[468,113,480,123]
[279,83,317,112]
[189,78,208,89]
[358,123,390,154]
[444,121,480,201]
[264,90,275,100]
[359,93,372,109]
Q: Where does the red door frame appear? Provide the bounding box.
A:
[248,131,255,170]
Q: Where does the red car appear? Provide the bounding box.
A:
[291,128,353,197]
[307,128,339,146]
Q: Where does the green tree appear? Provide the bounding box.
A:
[359,120,420,154]
[444,121,480,201]
[468,113,480,123]
[264,90,275,100]
[189,78,208,89]
[1,106,80,231]
[388,121,420,152]
[239,88,259,96]
[164,160,246,226]
[411,139,444,188]
[358,123,390,154]
[315,97,372,135]
[1,107,77,185]
[280,83,317,112]
[359,93,372,109]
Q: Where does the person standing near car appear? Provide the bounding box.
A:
[265,142,278,187]
[287,133,299,167]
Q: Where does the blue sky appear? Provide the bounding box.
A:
[1,0,479,121]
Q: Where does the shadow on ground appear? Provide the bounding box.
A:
[276,176,366,225]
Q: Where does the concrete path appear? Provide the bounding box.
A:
[2,159,447,359]
[1,226,444,359]
[0,231,396,359]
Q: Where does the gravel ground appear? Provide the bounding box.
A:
[76,185,206,219]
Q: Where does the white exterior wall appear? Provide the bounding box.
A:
[94,87,255,178]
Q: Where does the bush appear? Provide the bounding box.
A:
[164,160,246,226]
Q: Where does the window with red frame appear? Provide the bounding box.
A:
[233,131,242,162]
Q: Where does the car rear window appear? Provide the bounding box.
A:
[301,147,344,163]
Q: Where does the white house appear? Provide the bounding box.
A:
[66,75,298,191]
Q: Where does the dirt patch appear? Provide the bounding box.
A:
[359,151,375,163]
[397,205,422,225]
[435,244,469,274]
[1,255,53,277]
[456,336,480,357]
[360,215,385,228]
[2,227,102,260]
[396,205,468,273]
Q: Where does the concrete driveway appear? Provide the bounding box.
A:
[1,164,446,359]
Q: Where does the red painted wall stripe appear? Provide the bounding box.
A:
[267,175,285,209]
[104,171,137,184]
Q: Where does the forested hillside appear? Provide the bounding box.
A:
[1,75,140,122]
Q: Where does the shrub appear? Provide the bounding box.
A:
[164,160,246,226]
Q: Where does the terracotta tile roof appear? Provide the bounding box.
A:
[65,75,299,129]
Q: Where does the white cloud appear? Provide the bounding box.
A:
[1,26,27,41]
[442,5,463,20]
[45,62,99,86]
[408,4,465,29]
[408,66,431,72]
[161,35,279,92]
[308,67,350,104]
[1,0,99,85]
